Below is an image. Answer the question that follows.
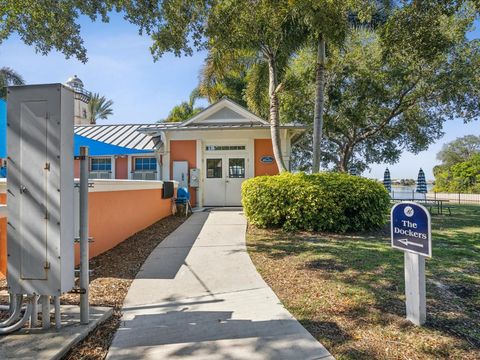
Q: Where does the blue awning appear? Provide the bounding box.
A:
[0,108,152,158]
[0,99,6,159]
[74,134,153,156]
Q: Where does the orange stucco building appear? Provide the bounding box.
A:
[0,98,305,278]
[74,99,305,207]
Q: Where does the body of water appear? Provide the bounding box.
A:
[390,185,434,200]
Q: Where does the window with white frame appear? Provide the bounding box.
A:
[134,157,157,171]
[90,157,111,172]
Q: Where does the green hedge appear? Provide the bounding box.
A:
[241,172,390,232]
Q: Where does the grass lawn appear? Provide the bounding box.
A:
[247,205,480,360]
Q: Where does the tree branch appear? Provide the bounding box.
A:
[355,79,420,143]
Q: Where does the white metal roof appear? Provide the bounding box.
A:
[74,124,161,151]
[74,99,306,150]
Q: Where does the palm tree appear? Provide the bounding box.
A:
[0,67,25,99]
[88,93,114,124]
[162,88,204,122]
[293,1,394,172]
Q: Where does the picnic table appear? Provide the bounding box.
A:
[391,198,451,215]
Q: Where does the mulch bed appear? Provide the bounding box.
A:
[0,215,187,359]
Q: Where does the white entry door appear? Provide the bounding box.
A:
[204,155,247,206]
[225,157,246,206]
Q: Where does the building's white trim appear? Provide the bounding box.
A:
[73,179,178,192]
[182,98,269,126]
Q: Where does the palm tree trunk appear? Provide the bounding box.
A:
[312,34,326,173]
[267,56,287,172]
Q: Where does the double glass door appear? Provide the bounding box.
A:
[205,155,247,206]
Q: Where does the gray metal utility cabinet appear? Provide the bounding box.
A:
[7,84,75,296]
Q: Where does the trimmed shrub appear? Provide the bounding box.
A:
[242,172,390,232]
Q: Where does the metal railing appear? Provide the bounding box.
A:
[426,192,480,205]
[391,190,480,204]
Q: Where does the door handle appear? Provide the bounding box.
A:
[226,180,229,183]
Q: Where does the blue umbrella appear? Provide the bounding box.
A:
[383,168,392,192]
[416,168,427,194]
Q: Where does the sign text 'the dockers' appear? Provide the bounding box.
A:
[391,202,431,257]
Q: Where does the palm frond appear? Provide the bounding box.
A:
[0,67,25,86]
[0,66,25,99]
[88,92,114,123]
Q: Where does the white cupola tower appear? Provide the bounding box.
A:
[65,75,92,125]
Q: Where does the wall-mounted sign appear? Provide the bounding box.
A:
[260,156,274,164]
[391,202,431,257]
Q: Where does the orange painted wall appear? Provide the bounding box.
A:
[0,194,6,278]
[74,159,80,178]
[1,188,174,277]
[254,139,279,176]
[73,188,173,265]
[170,140,197,206]
[115,157,129,179]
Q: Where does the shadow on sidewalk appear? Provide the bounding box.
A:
[113,310,331,359]
[135,212,209,280]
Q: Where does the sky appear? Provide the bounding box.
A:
[1,13,479,181]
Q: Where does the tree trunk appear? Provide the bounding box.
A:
[340,143,353,172]
[267,56,288,172]
[312,34,326,173]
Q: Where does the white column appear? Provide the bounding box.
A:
[156,152,161,180]
[196,139,203,208]
[163,152,170,180]
[247,138,255,178]
[110,155,116,179]
[127,155,132,180]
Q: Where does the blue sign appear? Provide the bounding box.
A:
[260,156,274,164]
[0,99,6,159]
[391,202,431,257]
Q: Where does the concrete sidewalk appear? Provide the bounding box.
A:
[107,209,333,360]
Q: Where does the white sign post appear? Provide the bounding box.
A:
[391,202,431,326]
